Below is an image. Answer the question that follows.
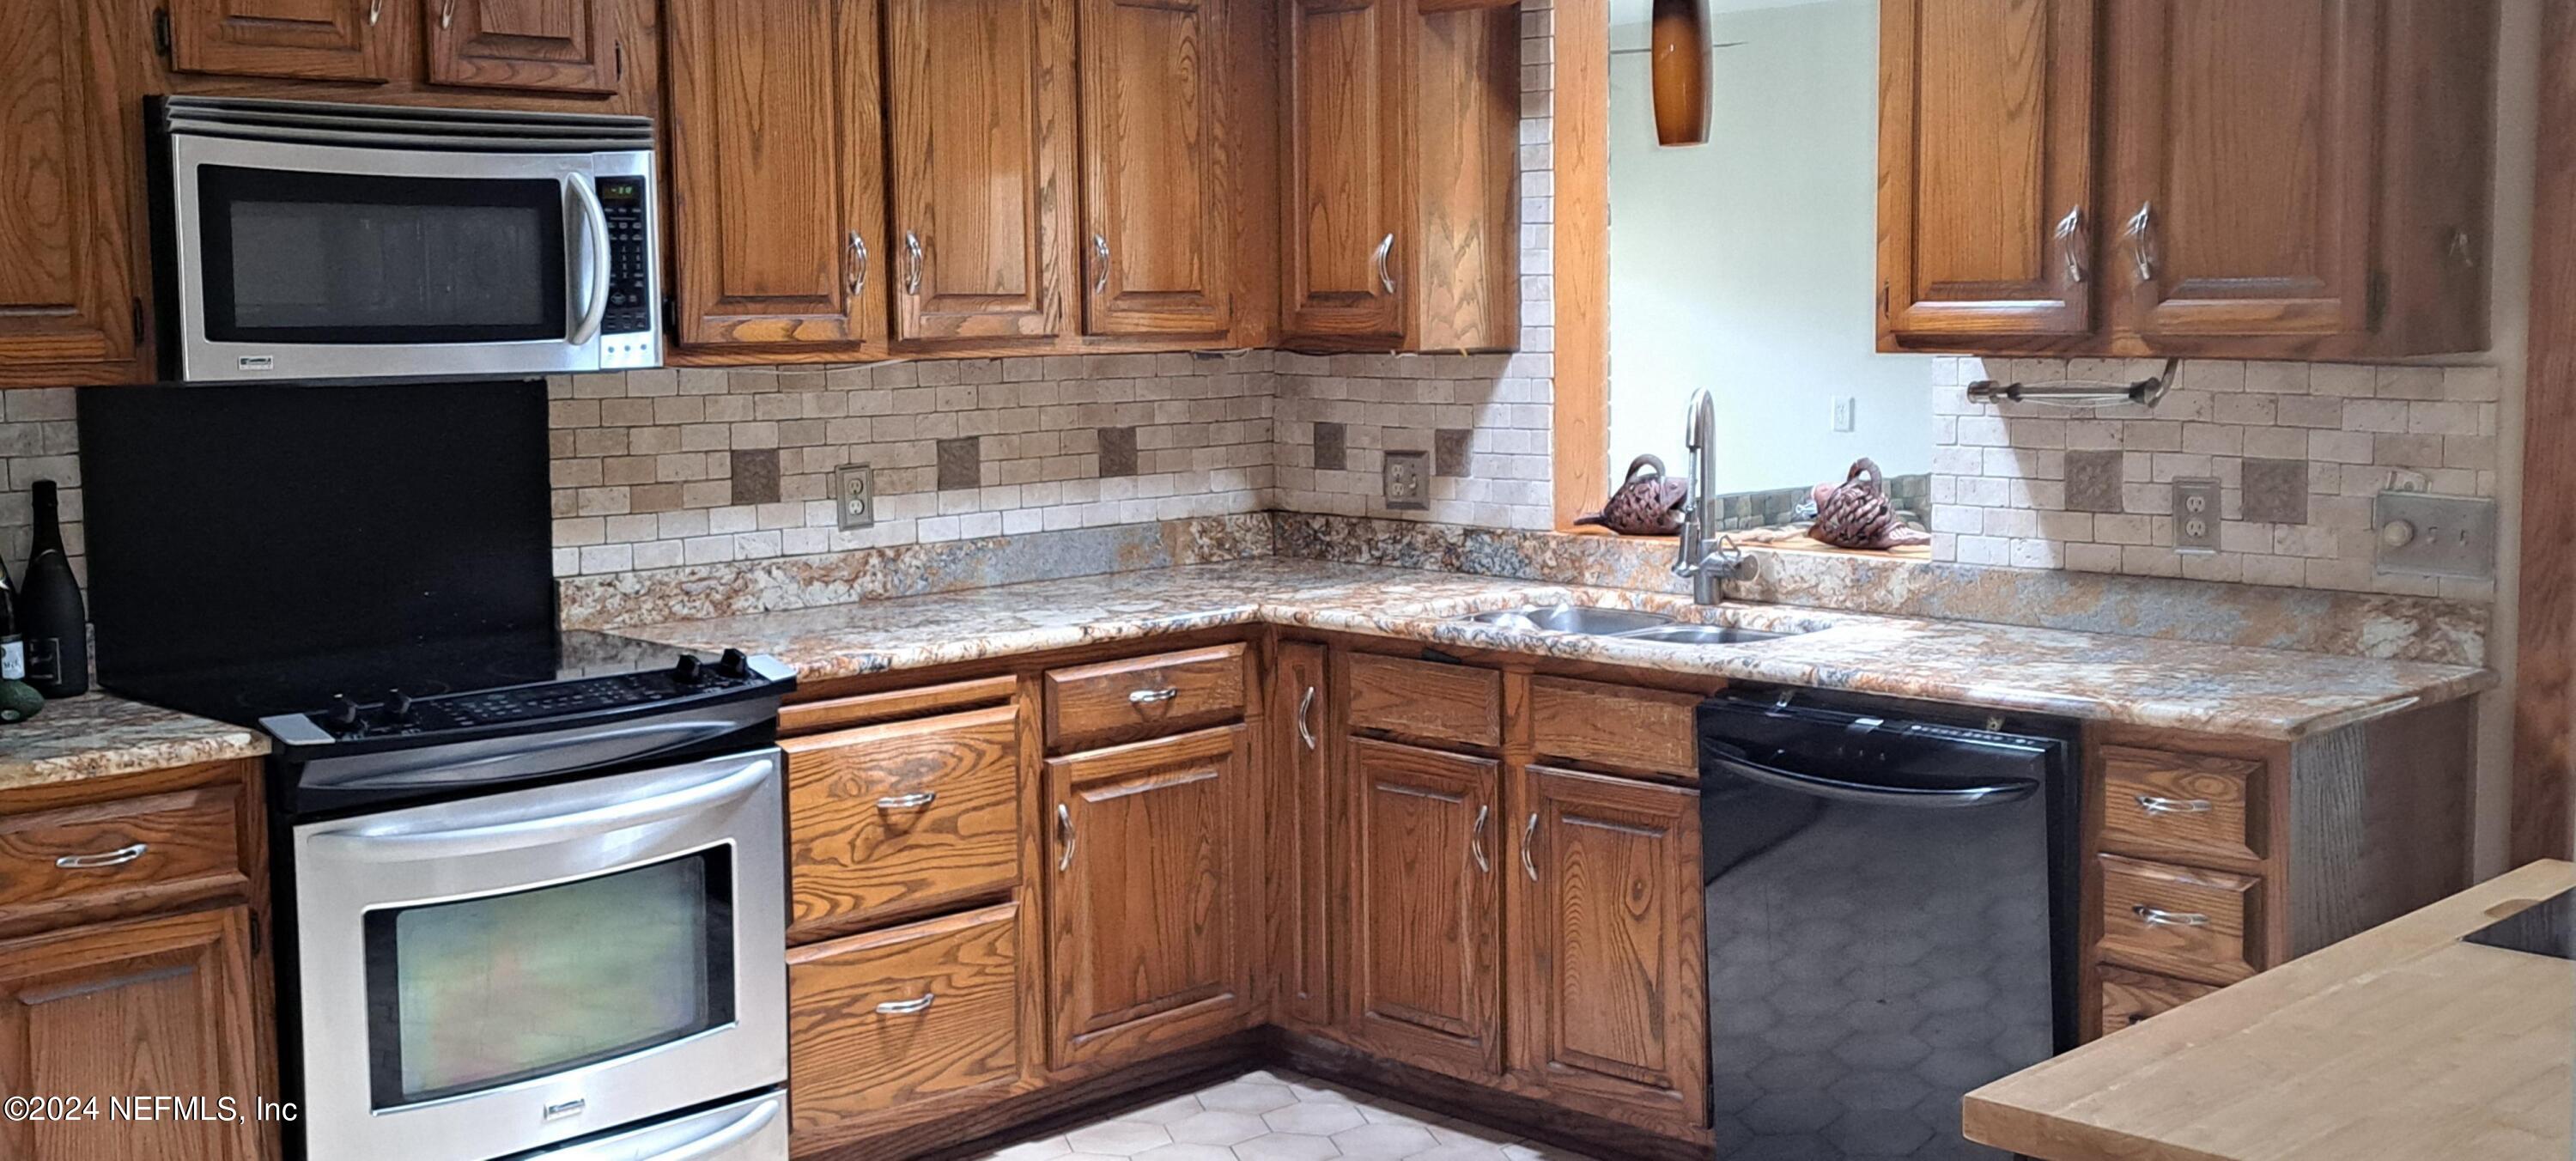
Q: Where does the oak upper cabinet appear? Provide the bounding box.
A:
[166,0,398,82]
[0,0,144,385]
[665,0,886,347]
[1282,0,1517,351]
[1875,0,2097,346]
[1879,0,2497,359]
[1045,725,1255,1068]
[424,0,623,93]
[1514,766,1708,1134]
[0,909,266,1161]
[1345,737,1504,1081]
[884,0,1078,345]
[1078,0,1230,337]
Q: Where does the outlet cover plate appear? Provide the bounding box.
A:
[834,464,876,531]
[2374,491,2497,579]
[1383,450,1431,511]
[2173,477,2221,553]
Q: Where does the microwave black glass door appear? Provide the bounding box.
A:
[197,166,568,344]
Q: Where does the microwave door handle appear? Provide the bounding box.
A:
[567,175,611,346]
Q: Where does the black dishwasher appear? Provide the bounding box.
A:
[1699,690,2080,1160]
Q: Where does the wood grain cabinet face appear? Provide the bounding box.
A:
[0,0,143,375]
[2092,963,2217,1040]
[0,908,265,1161]
[1516,766,1707,1129]
[2096,853,2263,983]
[1282,0,1406,340]
[1046,725,1254,1068]
[1270,641,1334,1028]
[665,0,886,347]
[1346,737,1503,1080]
[2096,745,2263,866]
[168,0,396,81]
[1078,0,1231,337]
[1044,644,1248,751]
[884,0,1077,344]
[782,706,1020,939]
[424,0,622,94]
[0,788,248,937]
[1877,0,2098,344]
[787,903,1022,1151]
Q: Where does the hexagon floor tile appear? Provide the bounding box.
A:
[957,1070,1607,1161]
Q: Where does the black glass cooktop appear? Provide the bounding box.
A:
[2464,888,2576,961]
[102,629,678,729]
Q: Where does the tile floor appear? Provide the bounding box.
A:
[963,1068,1605,1161]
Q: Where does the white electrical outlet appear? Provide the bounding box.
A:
[834,464,876,530]
[1832,397,1857,433]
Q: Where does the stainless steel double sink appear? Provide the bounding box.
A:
[1455,603,1808,646]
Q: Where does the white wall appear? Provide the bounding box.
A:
[1604,0,1935,495]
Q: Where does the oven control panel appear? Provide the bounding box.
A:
[300,650,783,742]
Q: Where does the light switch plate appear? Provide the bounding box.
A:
[2173,478,2221,553]
[833,464,876,531]
[1832,397,1857,433]
[2374,491,2497,579]
[1383,450,1431,511]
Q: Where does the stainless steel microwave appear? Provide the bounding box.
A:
[150,96,660,384]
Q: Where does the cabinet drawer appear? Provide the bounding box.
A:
[2099,746,2263,864]
[1045,645,1247,750]
[0,788,247,933]
[2097,854,2264,983]
[1347,654,1502,750]
[781,675,1017,737]
[784,706,1020,939]
[1528,678,1699,776]
[787,903,1023,1147]
[2093,965,2221,1040]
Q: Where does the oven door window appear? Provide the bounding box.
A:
[361,848,736,1109]
[197,166,568,345]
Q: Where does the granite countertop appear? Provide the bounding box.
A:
[0,694,270,796]
[632,558,2496,739]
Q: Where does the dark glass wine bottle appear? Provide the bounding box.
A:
[21,481,86,698]
[0,536,20,682]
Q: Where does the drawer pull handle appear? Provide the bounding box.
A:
[1128,687,1182,705]
[1470,805,1491,873]
[55,844,148,870]
[2133,904,2210,928]
[874,993,936,1016]
[875,791,937,811]
[1297,686,1318,752]
[2135,794,2215,815]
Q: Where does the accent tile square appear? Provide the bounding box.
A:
[1435,428,1473,477]
[727,448,780,506]
[1098,426,1139,478]
[2242,458,2311,525]
[2064,449,2125,514]
[937,436,981,490]
[1313,422,1347,472]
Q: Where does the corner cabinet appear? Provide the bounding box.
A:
[1879,0,2499,359]
[1282,0,1519,351]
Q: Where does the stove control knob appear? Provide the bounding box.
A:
[324,694,366,735]
[717,648,751,679]
[384,690,416,725]
[672,653,706,685]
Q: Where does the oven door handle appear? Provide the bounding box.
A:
[567,174,612,347]
[1704,745,2038,809]
[306,755,775,861]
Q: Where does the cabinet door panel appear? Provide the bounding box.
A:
[885,0,1075,343]
[1048,725,1252,1067]
[1878,0,2097,345]
[1079,0,1230,335]
[2108,0,2378,343]
[665,0,884,346]
[168,0,392,81]
[1518,766,1706,1129]
[1346,737,1501,1079]
[1282,0,1404,339]
[426,0,621,94]
[1269,642,1331,1027]
[0,0,141,373]
[0,909,264,1161]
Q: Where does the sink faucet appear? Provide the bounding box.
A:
[1674,387,1755,604]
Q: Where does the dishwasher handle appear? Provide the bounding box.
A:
[1704,743,2039,809]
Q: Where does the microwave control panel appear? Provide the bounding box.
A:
[598,176,653,339]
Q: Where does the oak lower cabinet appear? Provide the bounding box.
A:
[1044,724,1257,1068]
[1514,766,1707,1131]
[1344,737,1504,1081]
[787,903,1024,1150]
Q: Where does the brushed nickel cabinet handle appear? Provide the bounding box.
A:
[1056,803,1076,871]
[1373,233,1396,295]
[902,230,923,295]
[1091,234,1110,295]
[1521,812,1538,882]
[874,993,936,1015]
[2449,228,2478,269]
[1128,687,1181,705]
[2125,203,2158,283]
[1470,805,1491,873]
[55,844,148,870]
[1296,686,1318,751]
[368,0,383,27]
[2132,904,2209,928]
[440,0,456,28]
[2056,207,2087,284]
[846,231,867,298]
[2135,794,2213,816]
[875,791,936,810]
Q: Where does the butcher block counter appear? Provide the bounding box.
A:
[1965,860,2576,1160]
